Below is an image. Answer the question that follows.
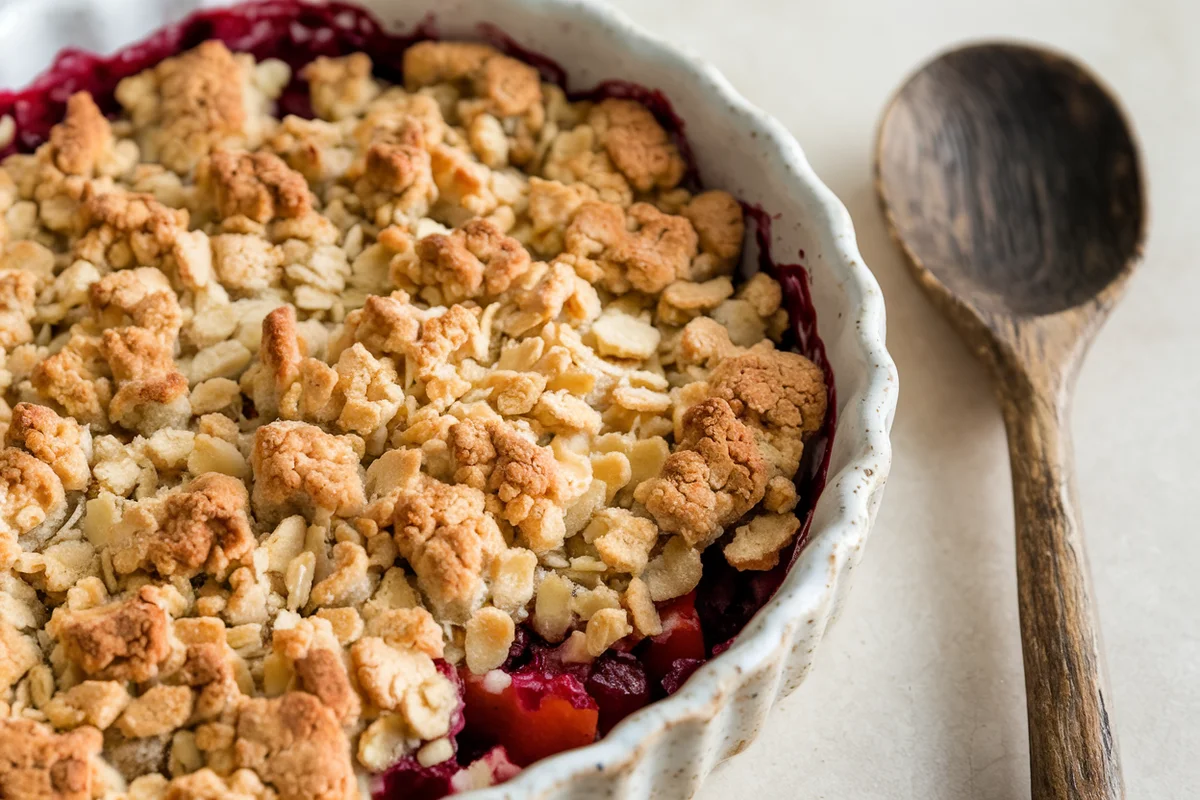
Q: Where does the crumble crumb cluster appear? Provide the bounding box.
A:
[0,38,827,800]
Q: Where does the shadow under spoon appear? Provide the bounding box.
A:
[875,43,1147,799]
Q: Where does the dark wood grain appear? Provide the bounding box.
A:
[875,43,1146,800]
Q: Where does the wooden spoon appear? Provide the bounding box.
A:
[875,43,1146,799]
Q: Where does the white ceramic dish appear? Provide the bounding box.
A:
[0,0,898,796]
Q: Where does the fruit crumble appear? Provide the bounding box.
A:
[0,6,831,800]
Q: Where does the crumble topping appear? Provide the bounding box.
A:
[564,200,698,294]
[201,149,314,224]
[0,37,827,794]
[250,421,366,524]
[49,586,175,682]
[709,343,829,475]
[304,54,382,122]
[403,42,542,119]
[233,692,357,800]
[588,99,686,193]
[0,719,103,800]
[45,92,113,179]
[635,398,767,548]
[109,472,255,579]
[392,477,504,622]
[0,447,66,567]
[115,40,285,174]
[410,218,531,302]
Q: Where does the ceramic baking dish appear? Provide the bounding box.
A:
[0,0,898,796]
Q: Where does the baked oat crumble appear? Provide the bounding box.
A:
[0,36,827,799]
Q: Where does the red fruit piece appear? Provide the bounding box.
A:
[586,650,651,734]
[461,669,599,767]
[642,591,706,686]
[660,657,704,695]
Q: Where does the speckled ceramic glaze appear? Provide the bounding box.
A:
[0,0,898,796]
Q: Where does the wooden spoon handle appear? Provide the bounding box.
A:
[1001,384,1123,800]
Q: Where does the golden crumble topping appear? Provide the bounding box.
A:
[709,343,829,475]
[115,40,285,174]
[251,421,366,524]
[202,149,314,224]
[45,92,113,178]
[403,42,542,118]
[0,36,828,795]
[410,218,531,302]
[392,476,505,621]
[564,200,698,294]
[49,586,175,682]
[111,472,255,579]
[636,398,767,547]
[6,403,91,492]
[0,447,66,567]
[233,692,357,800]
[588,99,686,193]
[303,53,381,122]
[0,719,103,800]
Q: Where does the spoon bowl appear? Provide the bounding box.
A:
[877,42,1146,800]
[879,43,1144,324]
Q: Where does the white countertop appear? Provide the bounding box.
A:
[603,0,1200,797]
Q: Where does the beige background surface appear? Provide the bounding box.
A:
[601,0,1200,797]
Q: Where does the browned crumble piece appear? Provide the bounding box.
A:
[0,719,103,800]
[484,420,567,552]
[177,641,241,723]
[681,190,745,277]
[45,92,112,177]
[448,418,496,490]
[636,398,768,547]
[250,421,366,524]
[0,269,38,349]
[339,293,421,359]
[392,476,506,621]
[30,336,113,428]
[74,185,189,269]
[87,267,182,342]
[246,304,304,417]
[365,139,428,195]
[709,343,828,475]
[401,41,494,89]
[232,692,357,800]
[111,473,255,579]
[51,586,174,682]
[267,115,353,184]
[293,647,361,726]
[302,53,380,121]
[403,41,542,118]
[588,98,686,192]
[6,403,91,492]
[723,511,802,571]
[409,304,481,378]
[202,148,314,223]
[100,326,191,433]
[115,40,277,173]
[0,446,66,567]
[564,200,698,294]
[349,636,456,747]
[413,218,532,302]
[0,619,40,695]
[351,120,437,224]
[162,768,270,800]
[362,606,443,659]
